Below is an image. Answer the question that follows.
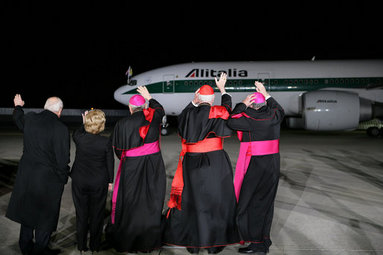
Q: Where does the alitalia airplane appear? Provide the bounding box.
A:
[114,60,383,136]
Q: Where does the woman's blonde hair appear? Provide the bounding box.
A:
[84,109,106,134]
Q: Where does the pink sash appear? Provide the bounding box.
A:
[234,139,279,201]
[111,141,160,224]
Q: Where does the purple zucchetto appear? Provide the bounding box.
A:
[129,95,145,106]
[252,92,266,108]
[251,92,265,104]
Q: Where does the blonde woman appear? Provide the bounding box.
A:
[70,109,114,254]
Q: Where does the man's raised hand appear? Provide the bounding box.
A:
[255,81,270,98]
[14,94,25,107]
[137,86,152,101]
[215,72,227,94]
[192,88,201,105]
[243,94,256,107]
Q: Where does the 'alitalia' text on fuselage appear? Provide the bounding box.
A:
[185,68,248,78]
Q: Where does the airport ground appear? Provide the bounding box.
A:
[1,123,383,255]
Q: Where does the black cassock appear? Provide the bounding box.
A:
[6,106,70,233]
[227,97,285,253]
[106,99,166,253]
[163,94,240,248]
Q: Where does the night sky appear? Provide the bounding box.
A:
[1,1,382,109]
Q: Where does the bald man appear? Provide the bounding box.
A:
[6,94,70,255]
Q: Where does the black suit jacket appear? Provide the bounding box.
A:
[71,126,114,186]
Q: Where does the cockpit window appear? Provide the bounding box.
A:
[128,80,137,86]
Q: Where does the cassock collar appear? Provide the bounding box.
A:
[248,105,268,114]
[130,110,145,119]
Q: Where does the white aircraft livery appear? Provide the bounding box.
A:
[114,60,383,134]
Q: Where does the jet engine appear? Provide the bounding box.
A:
[301,90,381,131]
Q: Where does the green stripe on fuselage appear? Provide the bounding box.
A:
[122,77,383,94]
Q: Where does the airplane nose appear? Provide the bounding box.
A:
[114,86,128,104]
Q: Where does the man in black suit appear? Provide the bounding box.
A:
[6,94,70,255]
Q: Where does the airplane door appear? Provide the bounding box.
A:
[257,72,271,91]
[163,74,175,93]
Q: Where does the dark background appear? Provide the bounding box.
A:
[1,0,382,109]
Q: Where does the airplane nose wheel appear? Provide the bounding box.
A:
[161,128,168,136]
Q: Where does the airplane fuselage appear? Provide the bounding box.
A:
[114,60,383,131]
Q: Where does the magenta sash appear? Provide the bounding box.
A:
[111,141,160,224]
[234,139,279,201]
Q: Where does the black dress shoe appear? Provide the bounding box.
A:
[186,247,200,254]
[43,247,61,255]
[100,240,112,250]
[140,249,154,253]
[238,247,266,254]
[207,246,225,254]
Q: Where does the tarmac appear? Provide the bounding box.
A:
[1,124,383,255]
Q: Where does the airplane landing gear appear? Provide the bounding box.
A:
[161,115,169,136]
[366,126,381,137]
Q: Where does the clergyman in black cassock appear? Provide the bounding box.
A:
[105,86,166,253]
[163,73,240,254]
[6,95,70,255]
[227,82,285,254]
[70,109,114,253]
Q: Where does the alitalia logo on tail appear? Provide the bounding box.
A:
[186,68,248,78]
